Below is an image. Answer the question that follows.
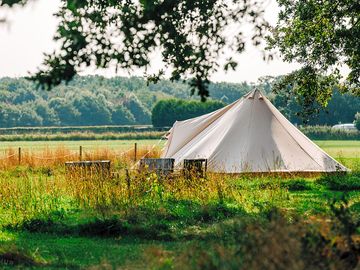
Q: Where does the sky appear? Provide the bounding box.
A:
[0,0,300,83]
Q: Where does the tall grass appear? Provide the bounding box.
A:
[0,150,293,230]
[0,147,358,268]
[0,145,161,168]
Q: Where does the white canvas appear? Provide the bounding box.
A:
[161,89,348,173]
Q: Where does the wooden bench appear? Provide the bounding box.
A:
[183,159,207,179]
[65,160,111,178]
[139,158,175,176]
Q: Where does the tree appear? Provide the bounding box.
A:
[124,95,151,124]
[33,100,60,126]
[17,105,43,126]
[152,99,224,127]
[268,0,360,113]
[355,113,360,131]
[273,88,360,125]
[49,97,80,126]
[111,105,135,125]
[1,0,268,100]
[72,93,112,125]
[0,103,20,127]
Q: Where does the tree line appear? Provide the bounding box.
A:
[0,76,253,127]
[0,75,359,128]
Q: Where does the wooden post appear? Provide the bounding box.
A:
[18,147,21,165]
[126,169,131,201]
[134,143,137,162]
[79,146,82,161]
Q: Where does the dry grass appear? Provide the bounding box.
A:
[0,146,161,169]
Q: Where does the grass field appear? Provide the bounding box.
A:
[0,139,359,154]
[0,140,358,269]
[0,139,163,152]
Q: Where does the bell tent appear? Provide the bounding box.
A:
[161,89,347,173]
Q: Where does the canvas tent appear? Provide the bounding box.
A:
[161,89,348,173]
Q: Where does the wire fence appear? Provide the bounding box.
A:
[0,153,17,160]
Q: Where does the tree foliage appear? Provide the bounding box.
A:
[273,88,360,126]
[0,75,253,127]
[0,75,358,127]
[268,0,360,111]
[152,99,225,127]
[1,0,268,100]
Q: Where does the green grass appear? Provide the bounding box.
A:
[0,139,359,154]
[0,232,178,269]
[0,139,164,153]
[0,140,359,269]
[315,140,360,158]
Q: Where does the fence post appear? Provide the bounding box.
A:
[134,143,137,162]
[79,146,82,161]
[126,169,131,201]
[18,147,21,165]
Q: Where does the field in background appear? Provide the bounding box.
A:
[0,139,359,154]
[315,140,360,158]
[0,139,164,153]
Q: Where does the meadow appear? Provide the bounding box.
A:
[1,139,359,154]
[0,140,358,269]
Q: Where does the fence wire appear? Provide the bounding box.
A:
[0,153,17,160]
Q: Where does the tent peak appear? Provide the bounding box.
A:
[248,88,264,100]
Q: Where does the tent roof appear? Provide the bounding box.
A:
[162,89,348,173]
